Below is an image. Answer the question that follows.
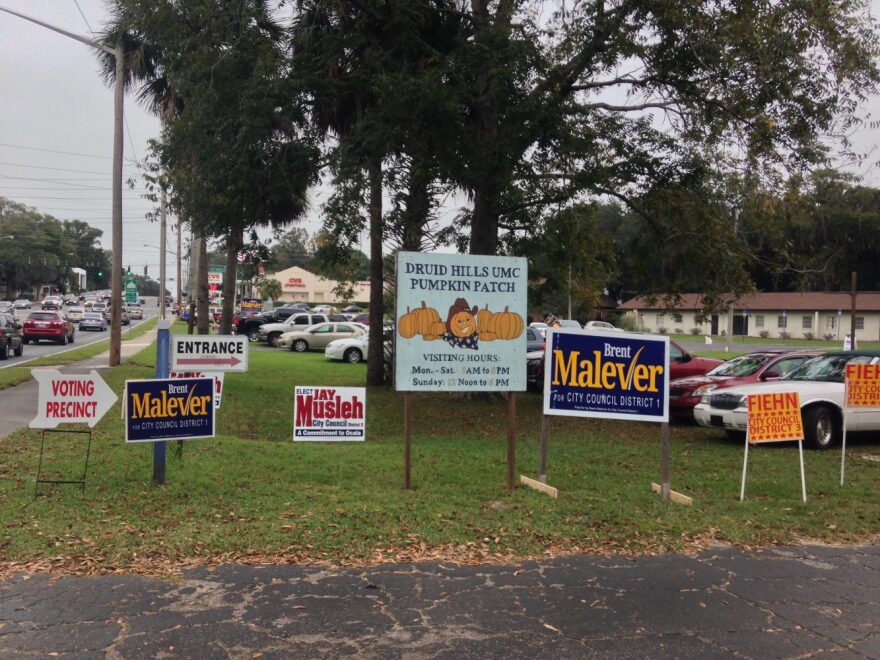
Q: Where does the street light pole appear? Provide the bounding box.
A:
[0,6,125,367]
[159,188,167,320]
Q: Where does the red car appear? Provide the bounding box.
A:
[22,311,75,345]
[527,339,723,391]
[669,350,819,421]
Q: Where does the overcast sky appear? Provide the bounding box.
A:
[1,1,879,277]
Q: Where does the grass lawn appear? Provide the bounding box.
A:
[1,333,879,576]
[671,332,880,350]
[0,317,158,392]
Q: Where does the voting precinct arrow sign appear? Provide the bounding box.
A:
[30,369,118,429]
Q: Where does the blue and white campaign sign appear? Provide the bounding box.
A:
[543,329,669,422]
[125,377,215,443]
[395,251,528,392]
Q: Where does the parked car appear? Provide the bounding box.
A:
[311,305,337,314]
[79,312,107,332]
[584,320,623,332]
[0,312,24,359]
[557,319,582,329]
[127,304,144,320]
[526,326,545,353]
[258,313,333,346]
[526,349,545,390]
[22,311,75,345]
[325,332,370,363]
[0,301,13,313]
[669,351,818,421]
[342,305,363,313]
[278,322,366,352]
[13,299,31,310]
[67,306,85,323]
[694,351,880,448]
[352,313,370,324]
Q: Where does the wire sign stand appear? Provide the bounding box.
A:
[34,429,93,497]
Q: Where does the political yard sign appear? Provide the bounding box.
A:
[125,378,215,443]
[395,251,527,392]
[294,386,366,441]
[747,392,804,443]
[543,329,670,423]
[846,363,880,408]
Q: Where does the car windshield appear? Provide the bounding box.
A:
[83,313,102,320]
[707,355,769,377]
[783,354,874,383]
[69,307,83,313]
[29,312,58,321]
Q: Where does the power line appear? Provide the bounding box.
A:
[0,142,113,160]
[0,161,135,175]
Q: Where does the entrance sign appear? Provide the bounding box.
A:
[841,363,880,485]
[170,371,225,409]
[395,251,528,392]
[30,369,117,429]
[746,392,804,443]
[294,386,366,441]
[543,329,670,423]
[741,390,806,502]
[125,377,215,443]
[170,335,248,372]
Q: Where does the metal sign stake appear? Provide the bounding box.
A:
[153,320,171,485]
[740,431,750,502]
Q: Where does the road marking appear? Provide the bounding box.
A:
[0,315,157,370]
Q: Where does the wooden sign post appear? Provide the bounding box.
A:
[741,392,806,502]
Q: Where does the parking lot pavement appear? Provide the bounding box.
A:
[1,545,878,658]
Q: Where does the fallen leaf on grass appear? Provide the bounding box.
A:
[544,624,561,633]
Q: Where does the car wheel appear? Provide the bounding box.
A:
[58,335,67,345]
[22,337,29,344]
[13,341,22,357]
[0,342,7,360]
[69,331,75,344]
[293,339,308,353]
[247,328,261,342]
[344,348,363,364]
[268,332,283,347]
[803,405,838,450]
[725,430,746,442]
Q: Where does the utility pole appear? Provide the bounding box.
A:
[176,219,183,310]
[850,271,858,350]
[0,6,126,367]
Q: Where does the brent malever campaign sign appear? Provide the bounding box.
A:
[170,335,248,373]
[395,251,527,392]
[294,386,366,441]
[125,377,215,442]
[30,369,117,429]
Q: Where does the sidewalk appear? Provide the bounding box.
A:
[1,545,878,658]
[0,327,158,439]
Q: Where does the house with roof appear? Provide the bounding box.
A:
[618,292,880,342]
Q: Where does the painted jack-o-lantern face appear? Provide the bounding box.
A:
[449,310,476,338]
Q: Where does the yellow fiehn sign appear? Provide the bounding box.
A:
[551,346,665,393]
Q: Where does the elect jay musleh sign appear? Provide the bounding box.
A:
[543,329,669,423]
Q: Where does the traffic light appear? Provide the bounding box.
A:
[97,270,103,277]
[143,265,148,277]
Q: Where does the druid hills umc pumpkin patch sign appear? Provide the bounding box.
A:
[395,251,528,392]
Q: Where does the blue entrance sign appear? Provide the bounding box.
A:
[543,329,670,422]
[125,377,215,443]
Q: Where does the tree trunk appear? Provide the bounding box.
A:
[469,181,500,255]
[220,226,242,335]
[197,235,210,335]
[366,157,385,386]
[401,158,432,251]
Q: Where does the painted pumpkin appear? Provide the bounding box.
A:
[477,305,493,333]
[448,309,477,338]
[422,320,447,341]
[479,330,498,341]
[411,301,442,336]
[397,307,418,338]
[489,306,524,340]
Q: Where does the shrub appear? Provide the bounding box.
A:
[779,331,791,339]
[614,314,639,331]
[657,326,667,335]
[689,327,701,335]
[803,332,814,340]
[674,327,683,335]
[759,330,770,338]
[823,333,835,341]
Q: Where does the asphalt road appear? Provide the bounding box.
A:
[1,545,878,658]
[0,305,158,369]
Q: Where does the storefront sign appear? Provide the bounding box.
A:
[293,386,366,441]
[395,251,527,392]
[543,330,669,422]
[125,377,215,443]
[30,369,117,429]
[747,392,804,443]
[284,277,307,290]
